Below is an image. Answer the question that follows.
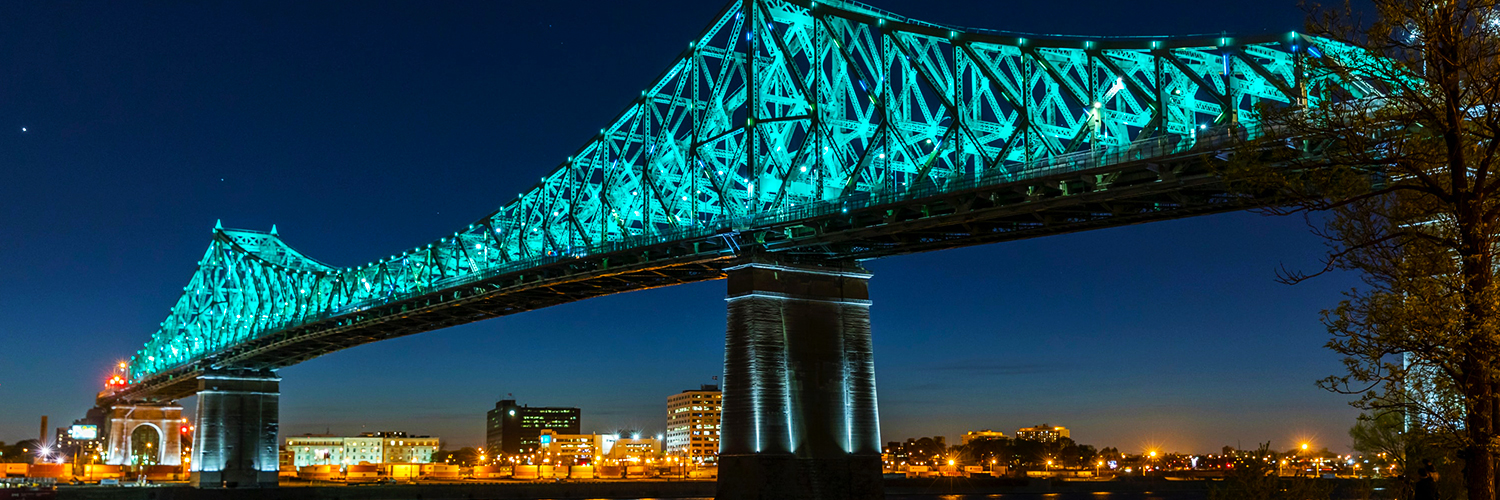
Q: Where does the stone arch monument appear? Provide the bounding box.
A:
[104,403,183,466]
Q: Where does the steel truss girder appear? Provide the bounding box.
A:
[122,0,1377,393]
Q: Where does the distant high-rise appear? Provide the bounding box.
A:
[665,385,721,462]
[1016,424,1069,442]
[485,399,580,456]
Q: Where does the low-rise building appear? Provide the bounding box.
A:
[285,431,439,467]
[603,434,663,464]
[538,431,604,466]
[538,430,662,466]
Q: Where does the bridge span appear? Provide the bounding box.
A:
[97,0,1369,497]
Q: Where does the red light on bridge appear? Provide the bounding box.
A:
[181,426,190,433]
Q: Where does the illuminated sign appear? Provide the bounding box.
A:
[539,435,552,445]
[68,425,98,440]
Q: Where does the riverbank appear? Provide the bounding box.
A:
[53,481,715,500]
[44,476,1389,500]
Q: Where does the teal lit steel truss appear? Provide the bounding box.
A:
[127,0,1371,384]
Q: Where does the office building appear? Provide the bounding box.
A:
[1016,424,1069,442]
[486,399,581,456]
[284,431,438,467]
[665,385,721,462]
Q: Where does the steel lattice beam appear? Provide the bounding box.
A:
[116,0,1378,399]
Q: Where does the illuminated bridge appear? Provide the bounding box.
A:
[100,0,1370,496]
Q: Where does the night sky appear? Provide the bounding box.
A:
[0,0,1364,454]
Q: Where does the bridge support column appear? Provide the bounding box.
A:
[190,369,279,488]
[718,258,883,500]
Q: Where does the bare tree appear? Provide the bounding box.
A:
[1227,0,1500,497]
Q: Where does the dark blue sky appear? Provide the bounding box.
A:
[0,0,1362,453]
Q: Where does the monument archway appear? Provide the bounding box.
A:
[103,403,182,466]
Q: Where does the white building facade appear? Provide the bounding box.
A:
[665,385,721,462]
[285,432,438,467]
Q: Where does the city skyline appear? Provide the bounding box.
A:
[0,0,1360,456]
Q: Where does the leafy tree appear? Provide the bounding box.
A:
[1350,410,1466,499]
[0,440,42,463]
[1349,411,1413,473]
[1209,443,1335,500]
[953,436,1103,471]
[1060,441,1098,467]
[1011,438,1048,468]
[1227,0,1500,497]
[957,436,1013,467]
[433,447,480,467]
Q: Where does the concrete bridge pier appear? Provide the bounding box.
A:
[718,258,884,500]
[190,369,280,488]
